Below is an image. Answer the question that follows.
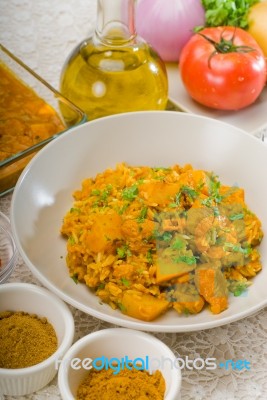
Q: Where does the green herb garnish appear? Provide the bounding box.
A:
[146,249,153,264]
[154,231,173,242]
[173,255,197,265]
[224,242,252,256]
[121,185,139,201]
[137,207,148,223]
[121,277,130,287]
[171,238,185,250]
[71,273,79,284]
[229,213,244,221]
[70,207,81,213]
[199,0,259,30]
[116,245,132,259]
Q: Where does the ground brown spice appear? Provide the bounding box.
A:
[0,311,58,369]
[76,366,166,400]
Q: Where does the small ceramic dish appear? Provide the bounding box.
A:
[0,283,75,396]
[0,211,18,284]
[58,327,181,400]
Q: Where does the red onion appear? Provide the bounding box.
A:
[135,0,205,62]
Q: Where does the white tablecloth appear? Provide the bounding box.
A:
[1,1,267,399]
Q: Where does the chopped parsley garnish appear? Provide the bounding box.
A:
[137,207,148,223]
[208,176,223,203]
[154,230,173,242]
[224,242,252,256]
[169,192,181,208]
[101,184,113,201]
[116,245,132,259]
[229,213,244,221]
[173,255,197,265]
[121,185,139,201]
[97,283,105,290]
[71,273,79,284]
[146,249,153,264]
[70,207,81,213]
[117,203,129,215]
[181,186,198,200]
[121,277,130,287]
[152,167,171,171]
[117,303,127,312]
[91,189,101,196]
[228,281,249,297]
[68,235,76,245]
[171,237,185,250]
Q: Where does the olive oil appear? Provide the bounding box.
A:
[60,0,168,121]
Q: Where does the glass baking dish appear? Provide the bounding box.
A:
[0,44,87,196]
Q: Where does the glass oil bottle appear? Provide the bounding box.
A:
[60,0,168,121]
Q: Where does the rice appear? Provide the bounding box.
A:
[61,163,263,321]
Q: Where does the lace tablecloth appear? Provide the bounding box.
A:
[1,1,267,399]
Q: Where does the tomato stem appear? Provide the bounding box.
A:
[198,29,255,68]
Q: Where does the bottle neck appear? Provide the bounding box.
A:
[95,0,136,45]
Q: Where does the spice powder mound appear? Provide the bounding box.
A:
[76,366,166,400]
[0,311,58,369]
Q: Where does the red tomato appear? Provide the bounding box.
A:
[179,26,266,110]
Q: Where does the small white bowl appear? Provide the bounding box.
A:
[58,328,181,400]
[0,283,75,396]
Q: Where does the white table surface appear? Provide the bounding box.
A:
[1,1,267,399]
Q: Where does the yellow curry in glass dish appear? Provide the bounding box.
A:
[61,163,263,321]
[0,44,86,195]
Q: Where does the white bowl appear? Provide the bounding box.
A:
[58,328,181,400]
[0,212,18,283]
[0,283,75,396]
[10,111,267,332]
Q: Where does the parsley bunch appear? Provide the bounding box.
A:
[201,0,259,29]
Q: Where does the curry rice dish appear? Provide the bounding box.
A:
[61,163,263,321]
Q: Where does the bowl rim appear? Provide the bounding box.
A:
[0,212,18,282]
[58,327,181,400]
[0,282,75,376]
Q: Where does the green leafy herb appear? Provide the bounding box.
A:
[154,230,173,242]
[116,245,132,259]
[117,203,129,215]
[171,237,185,250]
[70,207,81,213]
[91,189,101,196]
[101,184,113,201]
[181,186,198,201]
[173,255,197,265]
[169,192,181,208]
[97,282,105,290]
[137,207,148,223]
[209,176,223,203]
[152,167,171,172]
[224,242,252,256]
[199,0,259,30]
[183,308,191,316]
[228,281,249,296]
[71,273,79,284]
[229,213,244,221]
[68,235,76,245]
[121,185,139,201]
[121,277,130,287]
[117,303,127,312]
[154,175,166,181]
[146,249,153,264]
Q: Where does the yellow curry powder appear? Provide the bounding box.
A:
[76,366,166,400]
[0,311,58,369]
